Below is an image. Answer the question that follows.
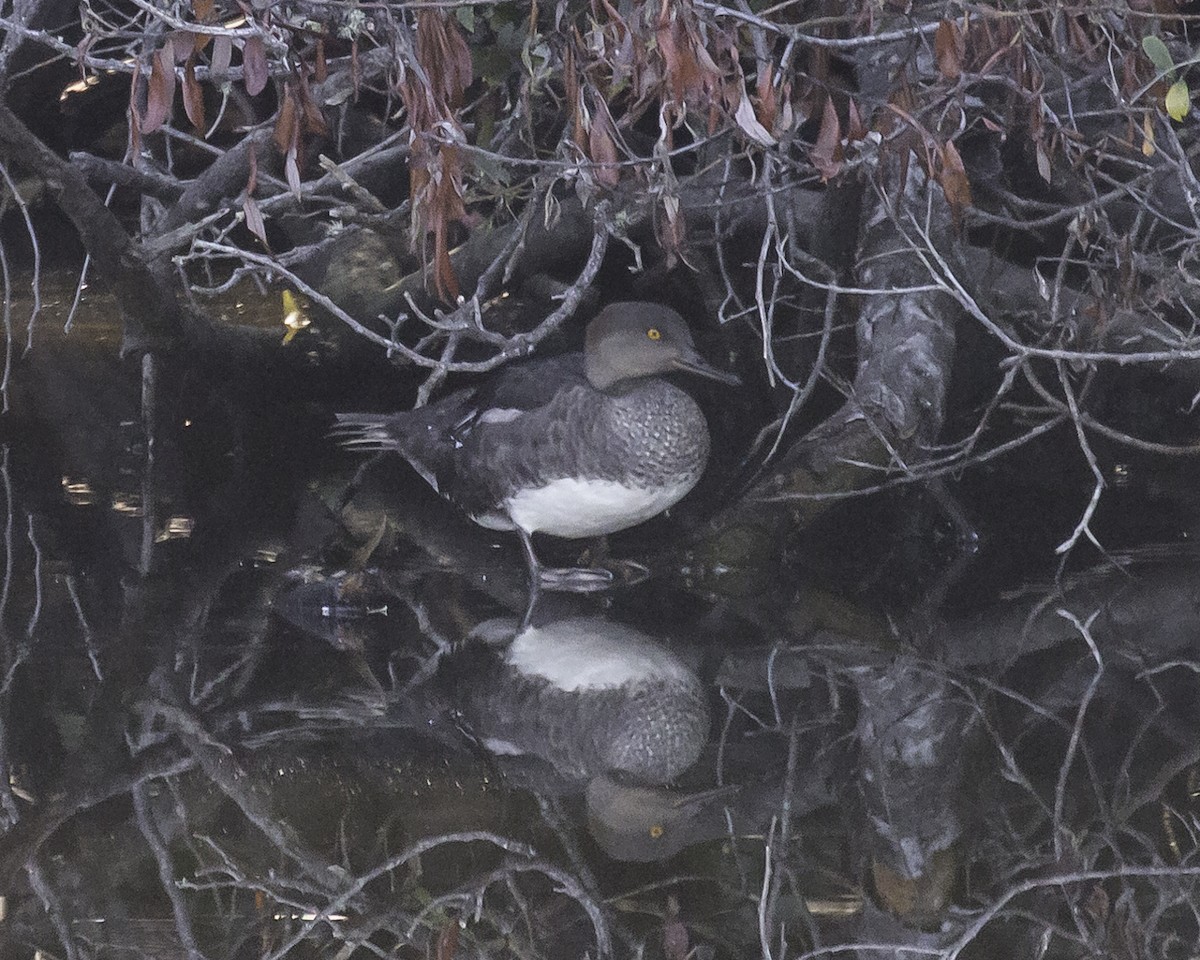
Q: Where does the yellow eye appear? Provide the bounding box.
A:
[647,328,662,341]
[649,824,664,839]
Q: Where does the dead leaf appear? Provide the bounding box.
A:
[755,61,777,132]
[425,145,466,303]
[734,90,776,146]
[564,45,584,150]
[168,32,194,63]
[274,83,298,153]
[242,35,268,96]
[314,38,327,84]
[588,98,621,188]
[143,45,175,132]
[810,96,842,181]
[285,144,301,198]
[191,0,214,52]
[415,10,472,111]
[846,97,867,140]
[182,55,205,130]
[934,19,963,81]
[1066,15,1095,59]
[435,921,458,960]
[1037,137,1053,179]
[655,0,720,107]
[1142,112,1156,157]
[939,140,972,225]
[297,73,328,135]
[243,195,269,249]
[211,35,232,79]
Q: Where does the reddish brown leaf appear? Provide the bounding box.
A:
[429,146,464,302]
[755,61,777,133]
[846,97,867,140]
[243,195,269,249]
[564,45,584,150]
[656,4,696,104]
[159,43,177,101]
[414,10,473,111]
[939,140,973,229]
[435,922,458,960]
[588,100,621,188]
[314,38,327,84]
[934,20,963,81]
[432,232,459,303]
[242,35,268,96]
[1120,50,1141,99]
[810,96,842,181]
[168,32,194,63]
[297,74,328,136]
[143,46,175,133]
[182,55,205,130]
[655,0,723,108]
[211,35,232,78]
[191,0,214,51]
[274,84,298,153]
[1066,15,1096,59]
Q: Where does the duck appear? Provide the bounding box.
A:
[442,614,711,785]
[333,302,738,591]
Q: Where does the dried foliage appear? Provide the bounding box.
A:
[7,1,1200,954]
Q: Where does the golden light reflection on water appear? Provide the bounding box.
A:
[154,516,195,542]
[61,477,96,506]
[110,494,143,516]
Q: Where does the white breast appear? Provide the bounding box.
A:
[504,618,696,691]
[501,476,697,538]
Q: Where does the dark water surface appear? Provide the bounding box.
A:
[2,283,1200,960]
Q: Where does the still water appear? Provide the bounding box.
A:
[1,281,1199,960]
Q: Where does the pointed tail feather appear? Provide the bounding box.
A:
[331,411,446,492]
[330,413,402,452]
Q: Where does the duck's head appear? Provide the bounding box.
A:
[584,303,740,390]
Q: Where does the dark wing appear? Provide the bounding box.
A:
[333,354,587,504]
[445,353,587,447]
[448,381,605,513]
[465,354,587,419]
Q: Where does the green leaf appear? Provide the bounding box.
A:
[455,6,474,33]
[1167,79,1191,121]
[1142,35,1176,78]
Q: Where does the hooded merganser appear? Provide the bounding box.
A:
[452,614,710,786]
[334,302,738,591]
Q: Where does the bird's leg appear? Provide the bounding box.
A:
[515,528,616,594]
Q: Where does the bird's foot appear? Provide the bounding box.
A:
[538,565,616,593]
[537,559,650,593]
